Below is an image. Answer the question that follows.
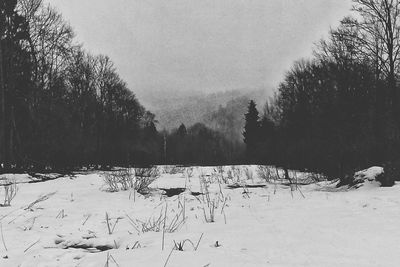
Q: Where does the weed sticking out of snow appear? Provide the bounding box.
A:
[24,191,57,211]
[0,179,18,207]
[173,233,203,252]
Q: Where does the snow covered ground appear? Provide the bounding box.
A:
[0,166,399,267]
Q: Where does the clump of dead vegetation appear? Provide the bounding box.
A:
[226,166,243,184]
[126,196,187,237]
[163,166,185,175]
[173,233,203,251]
[257,165,273,182]
[102,167,160,194]
[197,174,228,223]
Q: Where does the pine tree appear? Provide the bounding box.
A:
[243,100,261,162]
[177,123,187,138]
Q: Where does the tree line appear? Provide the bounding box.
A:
[243,0,400,178]
[165,123,244,166]
[0,0,244,172]
[0,0,162,172]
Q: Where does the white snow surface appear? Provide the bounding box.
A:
[0,165,399,266]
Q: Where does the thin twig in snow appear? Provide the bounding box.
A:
[125,213,140,234]
[0,223,7,251]
[162,201,168,250]
[82,214,91,225]
[163,247,174,267]
[195,233,204,251]
[24,238,40,253]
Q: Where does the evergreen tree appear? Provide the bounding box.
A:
[243,100,261,162]
[175,123,187,164]
[177,123,187,138]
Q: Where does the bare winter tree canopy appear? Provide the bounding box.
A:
[339,0,400,108]
[46,0,352,102]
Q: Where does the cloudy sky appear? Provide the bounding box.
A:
[48,0,352,101]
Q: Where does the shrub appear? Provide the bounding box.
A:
[215,166,226,182]
[257,165,272,182]
[102,169,131,192]
[134,167,160,194]
[226,166,241,184]
[102,166,160,193]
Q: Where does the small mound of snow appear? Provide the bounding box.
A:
[336,166,385,189]
[354,166,384,182]
[352,166,384,189]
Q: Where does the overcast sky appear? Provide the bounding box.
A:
[48,0,352,101]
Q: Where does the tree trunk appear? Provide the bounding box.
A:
[0,36,6,170]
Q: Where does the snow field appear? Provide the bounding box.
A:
[0,166,399,266]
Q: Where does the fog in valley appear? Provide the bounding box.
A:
[48,0,351,129]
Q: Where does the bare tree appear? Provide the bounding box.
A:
[17,0,75,91]
[344,0,400,109]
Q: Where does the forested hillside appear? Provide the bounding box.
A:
[147,89,268,133]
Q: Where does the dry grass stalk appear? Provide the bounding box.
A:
[105,252,120,267]
[105,212,121,235]
[0,222,7,251]
[199,176,221,223]
[163,246,175,267]
[1,179,18,207]
[82,214,91,225]
[257,165,272,182]
[24,238,40,253]
[129,199,186,235]
[25,192,57,211]
[56,209,66,219]
[173,233,204,251]
[162,202,168,250]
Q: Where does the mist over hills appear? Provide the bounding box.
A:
[141,88,270,142]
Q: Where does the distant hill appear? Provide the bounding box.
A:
[141,89,270,142]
